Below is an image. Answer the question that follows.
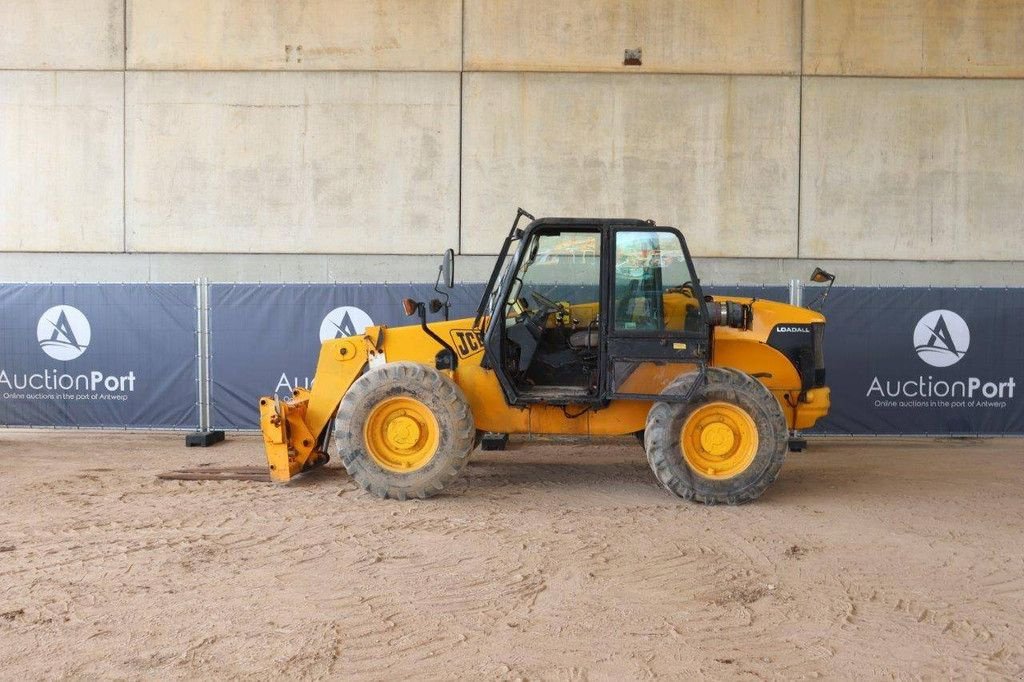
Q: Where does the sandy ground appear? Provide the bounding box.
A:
[1,432,1023,680]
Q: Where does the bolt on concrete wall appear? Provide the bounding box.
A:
[464,0,801,74]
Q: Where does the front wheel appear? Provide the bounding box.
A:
[335,363,475,500]
[644,368,787,504]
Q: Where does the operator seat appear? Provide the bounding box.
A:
[569,329,599,349]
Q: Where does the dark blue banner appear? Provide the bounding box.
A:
[3,282,1018,436]
[0,284,198,428]
[811,287,1024,435]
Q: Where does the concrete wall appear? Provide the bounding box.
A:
[127,0,462,71]
[462,73,799,257]
[0,0,124,70]
[804,0,1024,78]
[802,78,1024,261]
[126,71,460,254]
[1,0,1023,284]
[463,0,801,74]
[0,72,124,252]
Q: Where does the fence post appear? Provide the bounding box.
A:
[202,278,214,431]
[185,278,225,447]
[788,279,802,307]
[194,279,205,430]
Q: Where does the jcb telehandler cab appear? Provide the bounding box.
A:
[259,209,831,504]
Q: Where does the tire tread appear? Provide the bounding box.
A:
[335,362,475,500]
[644,368,787,505]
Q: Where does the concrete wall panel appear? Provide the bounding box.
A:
[801,78,1024,261]
[127,0,461,71]
[126,72,459,254]
[464,0,800,74]
[0,72,124,252]
[6,253,1024,287]
[461,73,799,257]
[805,0,1024,77]
[0,0,124,69]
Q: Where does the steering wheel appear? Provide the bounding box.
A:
[665,281,695,298]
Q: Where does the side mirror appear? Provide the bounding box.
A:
[441,248,455,289]
[807,267,836,310]
[810,267,835,284]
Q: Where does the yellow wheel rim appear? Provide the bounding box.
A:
[680,401,758,480]
[363,397,439,473]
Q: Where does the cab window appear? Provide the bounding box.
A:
[613,231,701,333]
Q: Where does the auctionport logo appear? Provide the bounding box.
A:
[867,307,1013,408]
[914,310,969,368]
[37,305,91,361]
[318,306,373,343]
[2,303,136,399]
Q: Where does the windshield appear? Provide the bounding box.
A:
[504,230,601,320]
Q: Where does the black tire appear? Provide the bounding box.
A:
[335,362,475,500]
[644,367,787,504]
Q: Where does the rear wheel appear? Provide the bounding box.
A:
[644,368,787,504]
[335,362,475,500]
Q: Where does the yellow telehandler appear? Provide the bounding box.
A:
[259,209,832,503]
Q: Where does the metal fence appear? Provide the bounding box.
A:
[2,281,1022,435]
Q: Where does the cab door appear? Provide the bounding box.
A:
[602,227,709,400]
